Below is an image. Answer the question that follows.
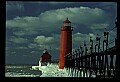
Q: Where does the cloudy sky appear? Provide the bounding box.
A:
[6,1,117,65]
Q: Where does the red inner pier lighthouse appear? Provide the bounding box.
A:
[59,18,73,69]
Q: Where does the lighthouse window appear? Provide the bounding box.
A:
[64,23,71,26]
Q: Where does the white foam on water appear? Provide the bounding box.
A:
[5,72,41,77]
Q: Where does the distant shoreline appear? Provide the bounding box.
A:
[5,60,59,66]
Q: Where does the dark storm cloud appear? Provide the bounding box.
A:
[6,1,25,19]
[6,1,24,11]
[6,2,117,20]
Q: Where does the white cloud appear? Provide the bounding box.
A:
[28,43,37,48]
[17,47,28,49]
[6,16,40,29]
[10,36,28,44]
[33,34,60,50]
[13,31,26,36]
[34,35,54,45]
[34,36,46,44]
[90,23,109,29]
[72,32,97,49]
[6,6,109,32]
[13,30,38,36]
[73,32,90,43]
[30,51,36,53]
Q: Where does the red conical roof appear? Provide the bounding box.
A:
[63,17,71,23]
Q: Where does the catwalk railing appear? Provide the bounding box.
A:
[64,23,117,78]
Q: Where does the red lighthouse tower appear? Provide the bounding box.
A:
[59,18,73,69]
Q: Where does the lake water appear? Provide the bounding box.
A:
[5,65,42,77]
